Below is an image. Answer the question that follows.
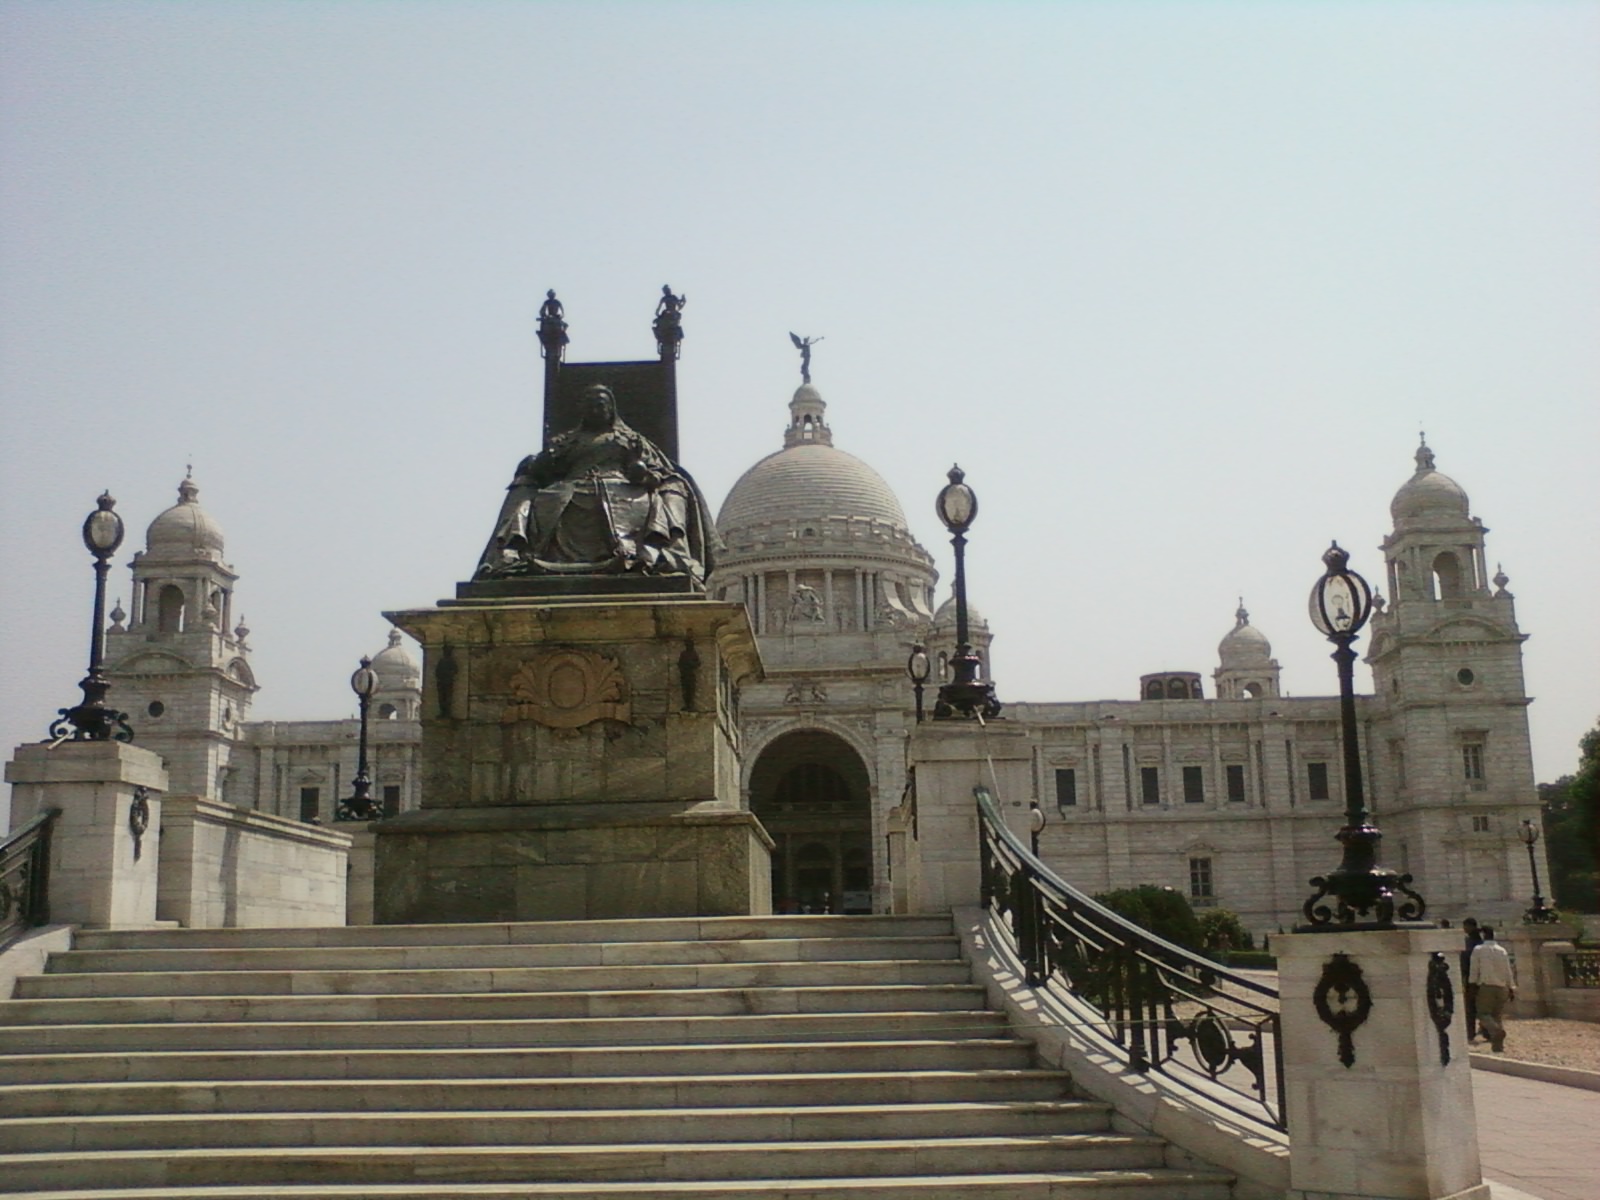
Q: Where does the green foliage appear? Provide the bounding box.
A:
[1540,718,1600,913]
[1092,885,1205,952]
[1218,950,1277,969]
[1196,907,1255,952]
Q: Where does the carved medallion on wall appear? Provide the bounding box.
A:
[501,649,630,729]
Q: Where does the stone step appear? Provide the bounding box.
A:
[0,1135,1174,1191]
[0,1038,1039,1085]
[16,957,971,998]
[0,1009,1009,1055]
[44,936,961,976]
[0,983,989,1026]
[70,915,957,952]
[0,1068,1077,1117]
[0,1170,1236,1200]
[0,1100,1115,1152]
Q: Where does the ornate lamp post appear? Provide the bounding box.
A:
[336,656,381,821]
[906,643,930,724]
[1301,542,1425,928]
[933,466,1001,720]
[1518,819,1560,923]
[49,492,133,743]
[1028,800,1047,857]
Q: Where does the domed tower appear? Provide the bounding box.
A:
[102,472,257,800]
[1213,601,1281,699]
[711,377,938,915]
[369,629,421,721]
[929,595,994,691]
[1366,437,1539,919]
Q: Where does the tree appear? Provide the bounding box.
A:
[1196,907,1255,953]
[1540,719,1600,913]
[1092,885,1204,952]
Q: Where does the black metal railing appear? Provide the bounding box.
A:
[0,808,59,949]
[977,786,1285,1132]
[1560,950,1600,988]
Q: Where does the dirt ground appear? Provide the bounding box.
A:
[1485,1017,1600,1073]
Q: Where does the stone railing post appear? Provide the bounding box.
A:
[1277,927,1487,1200]
[5,741,168,929]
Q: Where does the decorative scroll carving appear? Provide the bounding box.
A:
[501,649,629,729]
[1312,953,1372,1068]
[1427,950,1455,1066]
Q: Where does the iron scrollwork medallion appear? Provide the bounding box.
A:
[1427,951,1455,1066]
[128,786,151,861]
[1312,952,1372,1068]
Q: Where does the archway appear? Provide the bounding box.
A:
[749,729,873,914]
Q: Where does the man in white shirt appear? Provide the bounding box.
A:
[1468,926,1517,1053]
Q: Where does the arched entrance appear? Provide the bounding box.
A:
[749,730,873,914]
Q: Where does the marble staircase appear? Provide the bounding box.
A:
[0,914,1233,1198]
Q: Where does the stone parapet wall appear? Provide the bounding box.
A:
[157,797,350,928]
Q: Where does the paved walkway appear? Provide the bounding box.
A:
[1476,1068,1600,1200]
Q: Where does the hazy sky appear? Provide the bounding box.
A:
[3,2,1596,803]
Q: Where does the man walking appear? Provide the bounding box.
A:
[1460,917,1484,1041]
[1469,926,1517,1054]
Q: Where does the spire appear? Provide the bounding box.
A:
[1414,433,1435,474]
[1234,598,1249,628]
[177,468,199,505]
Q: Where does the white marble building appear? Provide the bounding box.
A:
[87,384,1545,933]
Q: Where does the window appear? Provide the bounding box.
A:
[1226,764,1246,804]
[1391,742,1407,791]
[1054,768,1077,810]
[157,584,186,633]
[1307,762,1330,801]
[1471,815,1490,833]
[1183,766,1204,804]
[1140,766,1161,805]
[1189,857,1214,904]
[383,785,401,819]
[1462,743,1485,783]
[1145,680,1164,700]
[299,787,320,823]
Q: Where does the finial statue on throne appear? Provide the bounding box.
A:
[653,285,686,358]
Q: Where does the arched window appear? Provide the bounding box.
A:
[1243,682,1263,699]
[1167,679,1188,699]
[157,584,186,633]
[377,703,398,720]
[1432,552,1463,599]
[1145,680,1164,700]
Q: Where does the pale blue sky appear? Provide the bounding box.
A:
[3,2,1596,798]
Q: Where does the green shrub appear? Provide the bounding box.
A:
[1196,908,1255,952]
[1219,950,1277,969]
[1092,885,1204,953]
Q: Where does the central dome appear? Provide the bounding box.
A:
[716,383,909,536]
[719,443,908,534]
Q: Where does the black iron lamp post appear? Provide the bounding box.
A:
[906,644,931,724]
[49,492,133,743]
[1518,819,1560,924]
[336,656,381,821]
[1301,542,1426,929]
[932,466,1001,720]
[1028,800,1046,857]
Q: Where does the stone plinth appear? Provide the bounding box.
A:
[373,596,770,923]
[903,722,1033,913]
[5,741,168,929]
[1277,927,1487,1200]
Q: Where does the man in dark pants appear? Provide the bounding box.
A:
[1460,917,1484,1041]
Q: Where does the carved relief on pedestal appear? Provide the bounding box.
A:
[501,649,630,729]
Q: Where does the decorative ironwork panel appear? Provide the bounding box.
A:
[975,787,1285,1133]
[1426,951,1454,1066]
[1312,953,1372,1068]
[0,809,59,948]
[1561,951,1600,988]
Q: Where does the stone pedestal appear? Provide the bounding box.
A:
[1499,921,1577,1018]
[5,741,168,929]
[902,722,1033,913]
[373,596,770,923]
[1277,927,1487,1200]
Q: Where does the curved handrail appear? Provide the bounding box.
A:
[0,807,60,948]
[976,786,1285,1132]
